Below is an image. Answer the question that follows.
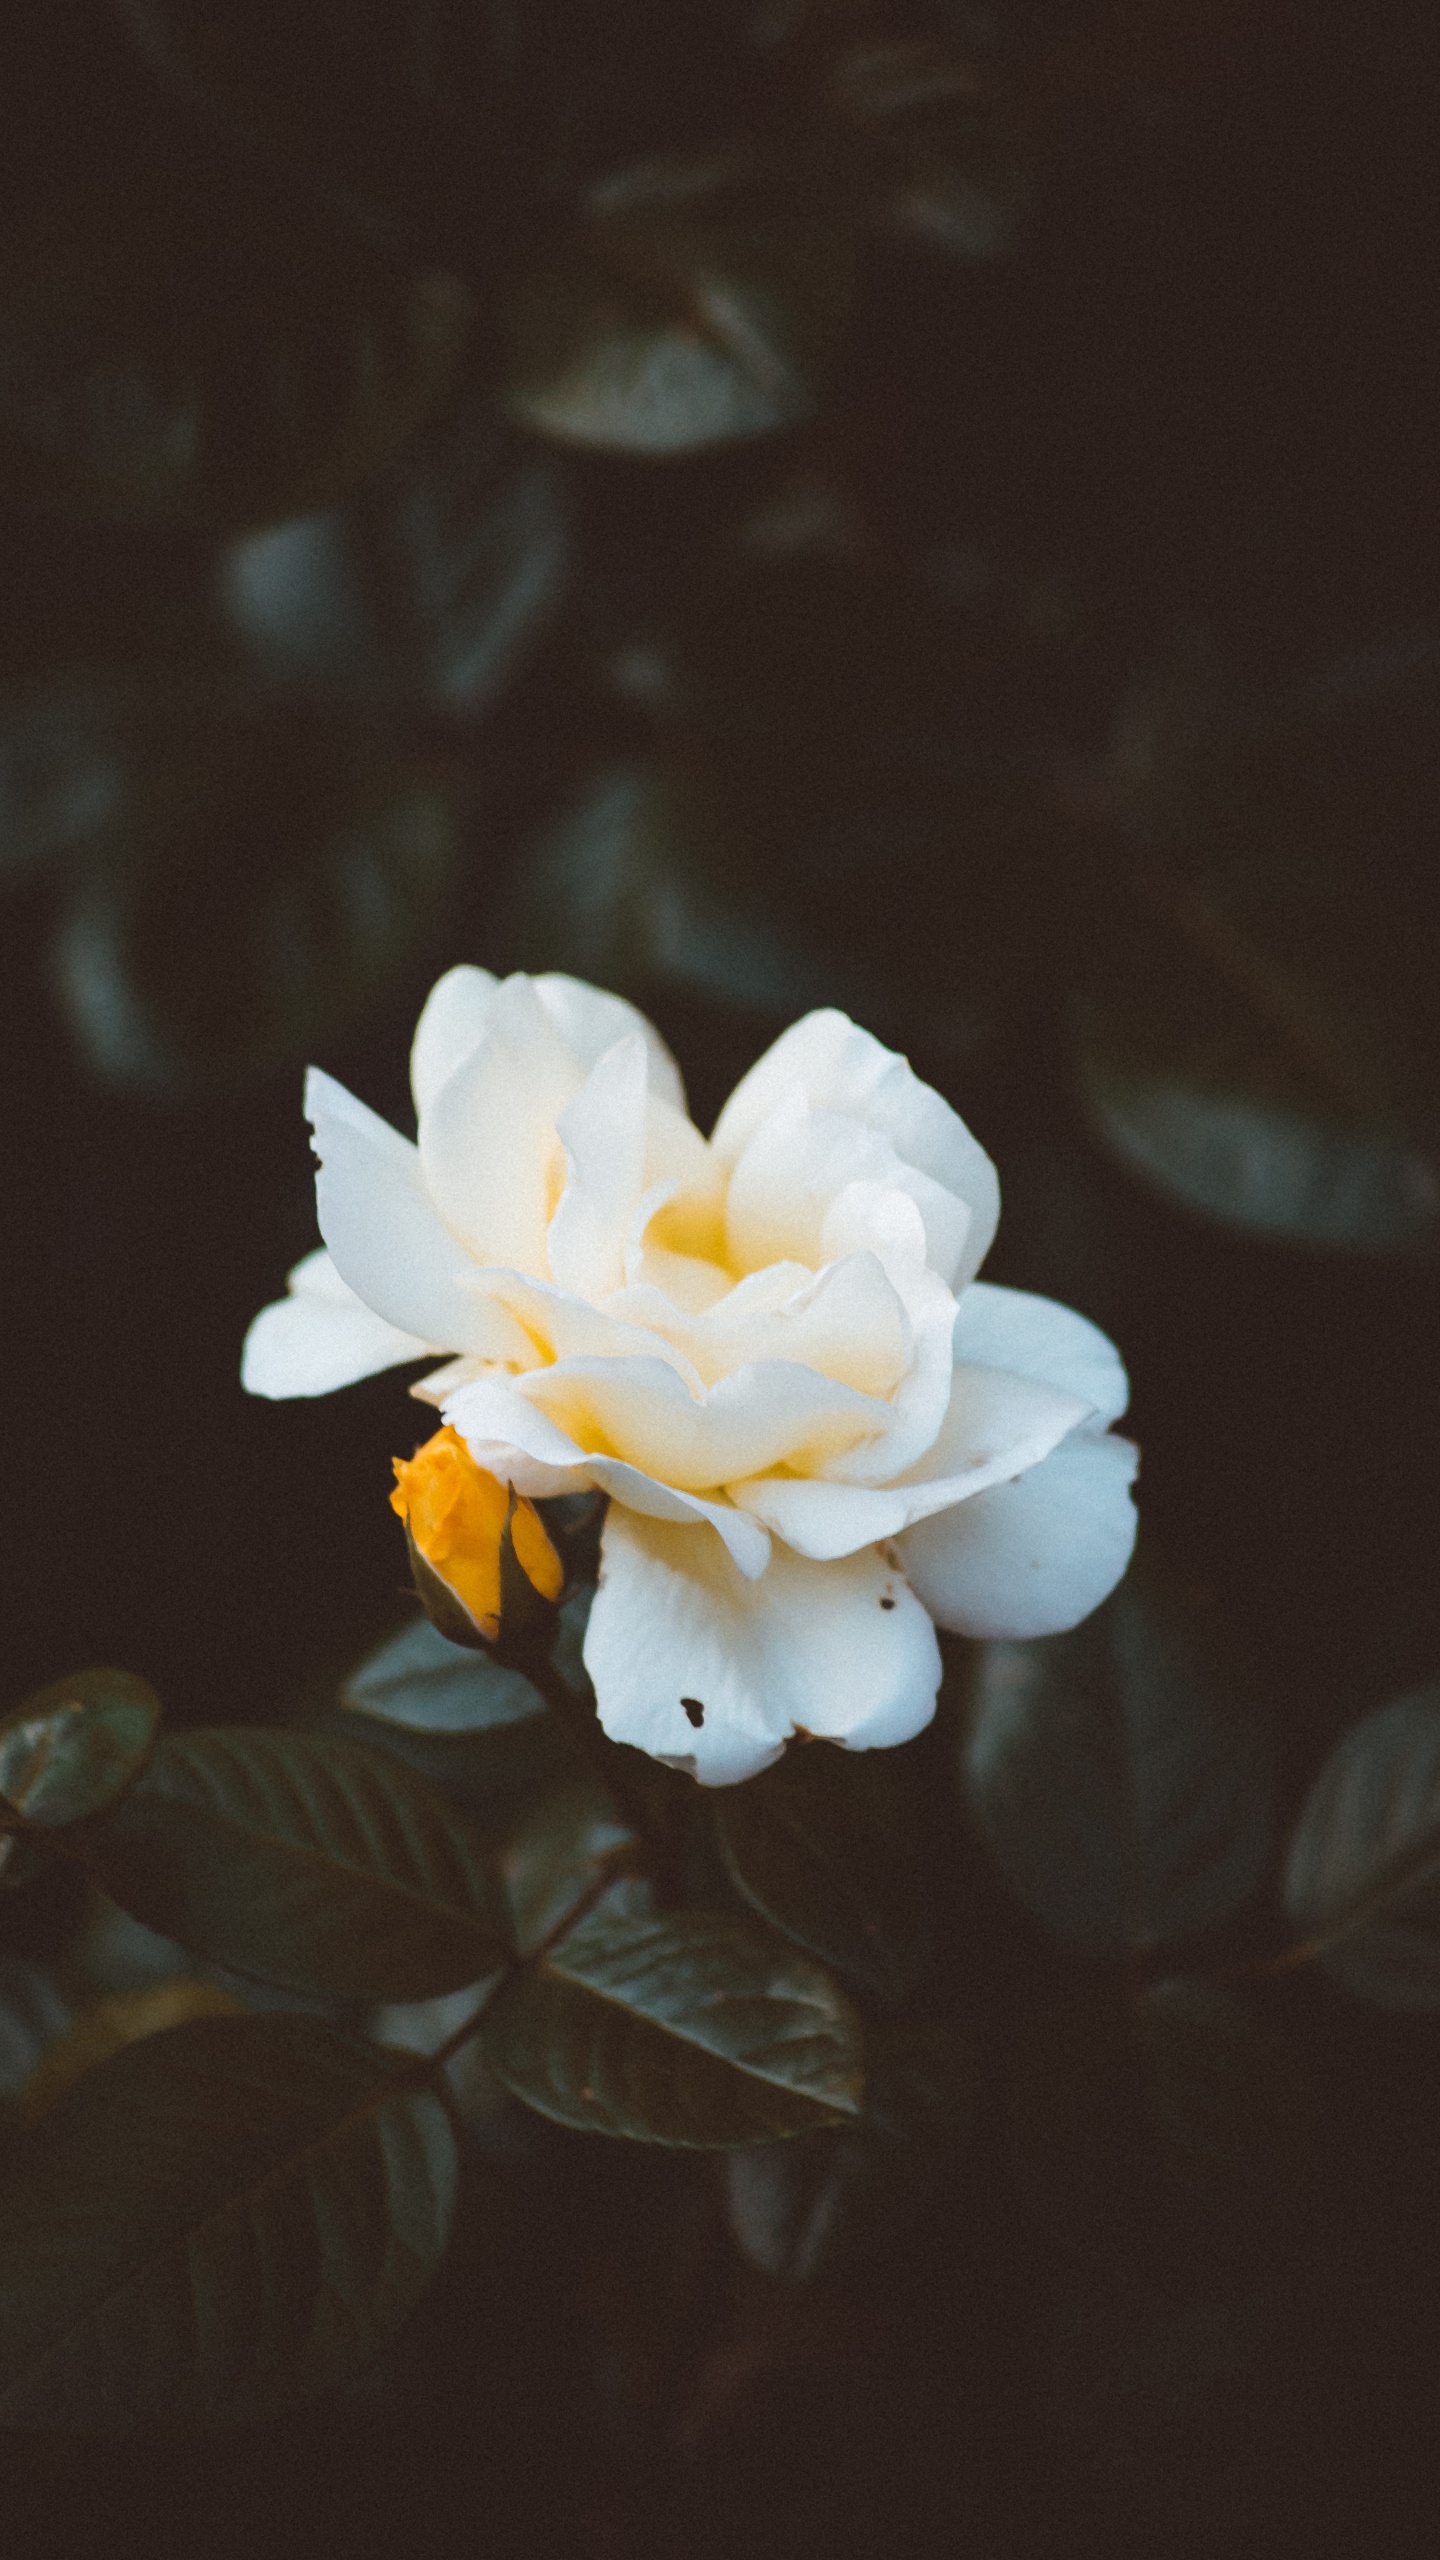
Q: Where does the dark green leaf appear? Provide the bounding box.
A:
[0,169,472,529]
[341,1614,546,1735]
[1284,1687,1440,2008]
[1076,992,1439,1257]
[53,701,461,1093]
[84,1729,506,2001]
[20,1980,245,2121]
[0,2013,456,2431]
[0,1957,71,2111]
[482,1906,863,2145]
[963,1574,1272,1958]
[300,1702,578,1854]
[496,1777,639,1958]
[714,1743,929,2005]
[0,687,122,883]
[220,416,567,713]
[503,209,846,455]
[724,2019,976,2280]
[0,1669,160,1830]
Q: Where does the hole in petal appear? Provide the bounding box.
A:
[879,1594,896,1610]
[681,1696,706,1728]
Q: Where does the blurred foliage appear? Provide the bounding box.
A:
[3,0,1440,2551]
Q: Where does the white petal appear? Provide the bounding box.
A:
[897,1427,1139,1639]
[306,1067,529,1357]
[732,1362,1093,1556]
[442,1375,771,1575]
[952,1281,1130,1427]
[465,1266,706,1391]
[547,1034,650,1299]
[583,1508,942,1785]
[417,978,583,1271]
[712,1007,999,1283]
[409,965,499,1119]
[606,1250,912,1396]
[241,1249,435,1397]
[516,1354,889,1491]
[725,1087,973,1287]
[532,972,687,1111]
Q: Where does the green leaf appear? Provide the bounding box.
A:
[1284,1687,1440,2008]
[496,1777,639,1958]
[84,1729,506,2001]
[220,414,567,714]
[1076,992,1439,1257]
[53,701,461,1094]
[482,1906,864,2145]
[0,167,472,530]
[714,1743,929,2005]
[0,2013,456,2432]
[0,685,122,884]
[963,1574,1272,1958]
[0,1670,161,1830]
[341,1615,546,1735]
[502,207,847,455]
[20,1981,246,2121]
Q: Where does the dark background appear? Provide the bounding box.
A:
[3,2,1440,2552]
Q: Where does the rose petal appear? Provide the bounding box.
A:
[952,1281,1130,1427]
[443,1374,771,1575]
[897,1426,1140,1639]
[532,972,687,1111]
[547,1034,650,1299]
[732,1362,1093,1556]
[516,1353,890,1490]
[409,964,499,1119]
[712,1007,999,1283]
[306,1068,530,1357]
[418,977,584,1271]
[583,1507,942,1785]
[725,1087,974,1288]
[241,1249,435,1397]
[606,1250,912,1396]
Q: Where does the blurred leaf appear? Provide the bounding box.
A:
[53,701,461,1093]
[220,411,568,712]
[0,2012,456,2431]
[1284,1687,1440,2009]
[483,1906,864,2145]
[0,167,472,529]
[725,2019,976,2280]
[1010,1978,1319,2290]
[341,1614,547,1735]
[20,1979,245,2120]
[714,1743,929,2005]
[85,1728,507,2001]
[506,759,840,1019]
[0,1669,160,1830]
[963,1574,1272,1958]
[1076,980,1440,1258]
[0,687,122,883]
[1074,658,1440,1255]
[496,1776,639,1958]
[0,1957,72,2109]
[503,198,848,454]
[823,36,1033,257]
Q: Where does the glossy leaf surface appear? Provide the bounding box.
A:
[85,1729,505,2000]
[714,1743,928,2005]
[0,1670,161,1830]
[483,1906,864,2146]
[0,2014,456,2431]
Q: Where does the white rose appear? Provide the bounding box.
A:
[244,969,1138,1783]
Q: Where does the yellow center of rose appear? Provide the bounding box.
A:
[390,1426,563,1636]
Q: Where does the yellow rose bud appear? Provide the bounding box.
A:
[390,1426,563,1648]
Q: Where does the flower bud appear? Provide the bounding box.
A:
[390,1426,563,1656]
